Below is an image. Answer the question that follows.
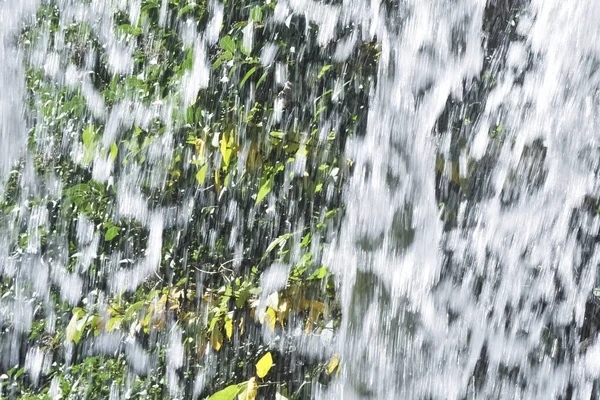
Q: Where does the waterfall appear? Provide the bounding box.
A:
[1,0,600,399]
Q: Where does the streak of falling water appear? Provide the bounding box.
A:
[0,0,42,370]
[0,0,40,195]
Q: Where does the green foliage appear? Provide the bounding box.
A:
[1,0,380,398]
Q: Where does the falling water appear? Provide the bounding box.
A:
[325,0,600,398]
[1,0,600,399]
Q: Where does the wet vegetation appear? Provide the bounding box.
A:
[0,0,377,398]
[2,0,600,399]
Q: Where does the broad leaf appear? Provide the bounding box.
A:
[219,35,236,53]
[256,352,273,378]
[225,318,233,340]
[255,178,272,205]
[177,2,197,17]
[105,226,119,241]
[327,354,339,375]
[109,142,118,162]
[265,308,276,332]
[307,266,327,280]
[208,384,239,400]
[237,377,257,400]
[250,6,262,22]
[66,313,78,343]
[196,164,208,184]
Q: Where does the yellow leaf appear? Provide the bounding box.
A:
[210,329,223,351]
[220,133,231,167]
[194,138,205,153]
[256,352,273,378]
[225,318,233,340]
[327,354,339,375]
[196,164,208,185]
[265,308,276,332]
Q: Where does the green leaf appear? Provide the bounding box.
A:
[109,142,118,162]
[124,301,145,321]
[317,65,332,78]
[107,316,122,332]
[65,183,90,207]
[264,232,292,255]
[240,66,257,88]
[308,266,327,280]
[196,164,208,184]
[82,125,95,147]
[300,232,311,247]
[13,368,25,380]
[207,384,239,400]
[315,106,328,120]
[235,286,252,308]
[66,313,78,343]
[250,5,262,22]
[255,178,272,205]
[219,35,236,53]
[239,39,251,57]
[186,106,195,124]
[105,226,119,241]
[177,2,197,17]
[256,71,269,88]
[212,50,233,71]
[325,208,338,218]
[256,352,273,378]
[73,315,87,344]
[82,125,96,165]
